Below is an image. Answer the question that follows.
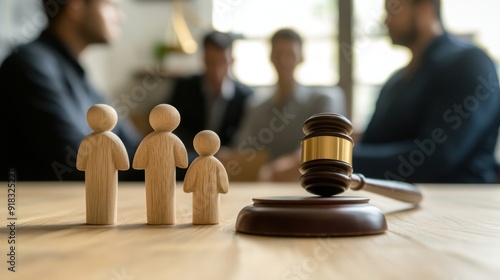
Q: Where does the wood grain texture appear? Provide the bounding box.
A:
[77,104,129,225]
[0,183,500,280]
[184,130,229,224]
[133,104,188,224]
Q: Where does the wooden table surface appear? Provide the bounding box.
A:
[0,182,499,280]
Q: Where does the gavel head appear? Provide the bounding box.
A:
[300,113,354,196]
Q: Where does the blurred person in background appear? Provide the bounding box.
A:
[167,31,253,179]
[353,0,500,183]
[0,0,142,181]
[233,28,345,182]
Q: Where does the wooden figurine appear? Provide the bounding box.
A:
[76,104,130,225]
[183,130,229,225]
[133,104,188,225]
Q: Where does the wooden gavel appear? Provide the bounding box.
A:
[299,113,423,204]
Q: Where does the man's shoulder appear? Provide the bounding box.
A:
[1,37,59,73]
[307,86,339,99]
[296,86,345,114]
[432,35,494,70]
[294,85,339,103]
[449,45,493,67]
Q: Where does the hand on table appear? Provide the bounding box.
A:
[258,151,301,182]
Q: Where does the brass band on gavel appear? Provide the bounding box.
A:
[301,136,353,165]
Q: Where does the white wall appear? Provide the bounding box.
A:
[81,0,213,98]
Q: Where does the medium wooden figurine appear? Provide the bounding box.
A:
[183,130,229,225]
[76,104,130,225]
[133,104,188,225]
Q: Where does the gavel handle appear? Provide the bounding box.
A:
[350,173,423,204]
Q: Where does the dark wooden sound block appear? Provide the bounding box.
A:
[235,196,387,237]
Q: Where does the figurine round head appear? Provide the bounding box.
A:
[194,130,220,156]
[149,104,181,132]
[87,104,118,132]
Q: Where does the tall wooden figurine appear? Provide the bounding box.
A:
[133,104,188,225]
[76,104,130,225]
[184,130,229,225]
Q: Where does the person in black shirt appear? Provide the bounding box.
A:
[353,0,500,183]
[168,31,253,179]
[0,0,142,181]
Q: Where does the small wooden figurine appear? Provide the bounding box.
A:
[77,104,130,225]
[183,130,229,225]
[133,104,188,225]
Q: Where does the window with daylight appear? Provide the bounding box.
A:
[212,0,338,86]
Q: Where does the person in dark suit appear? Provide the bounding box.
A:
[168,31,253,178]
[353,0,500,183]
[0,0,142,181]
